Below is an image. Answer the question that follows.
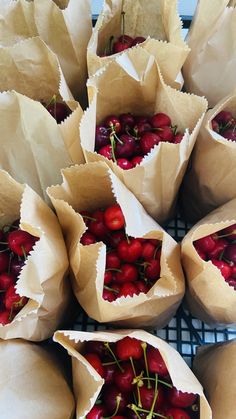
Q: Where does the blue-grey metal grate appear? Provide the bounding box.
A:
[72,214,236,367]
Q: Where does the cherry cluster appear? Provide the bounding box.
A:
[102,34,146,56]
[95,112,183,170]
[42,97,71,123]
[84,336,199,419]
[80,204,162,301]
[211,110,236,142]
[194,223,236,290]
[0,220,39,325]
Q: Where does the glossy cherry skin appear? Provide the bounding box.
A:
[165,407,190,419]
[211,259,232,279]
[103,363,117,385]
[117,282,138,298]
[98,144,113,160]
[167,387,197,408]
[141,242,156,260]
[80,231,97,246]
[115,336,143,360]
[150,113,171,128]
[223,244,236,264]
[147,346,168,376]
[84,353,105,378]
[214,110,233,125]
[221,223,236,240]
[120,113,135,131]
[106,251,121,269]
[145,259,161,281]
[140,132,161,155]
[86,405,106,419]
[103,385,129,414]
[211,119,220,132]
[138,384,164,411]
[173,133,184,144]
[115,134,136,158]
[115,264,138,283]
[0,273,15,291]
[105,115,122,133]
[4,285,28,311]
[95,126,110,150]
[207,239,228,259]
[222,129,236,141]
[104,205,125,231]
[117,238,142,263]
[131,36,146,46]
[103,288,116,302]
[131,156,143,166]
[114,362,135,392]
[194,235,216,253]
[0,310,11,325]
[7,230,37,256]
[158,126,174,142]
[117,158,134,170]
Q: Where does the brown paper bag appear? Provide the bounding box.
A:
[183,0,236,107]
[193,340,236,419]
[0,36,85,166]
[0,0,92,105]
[181,90,236,222]
[48,161,185,329]
[181,198,236,326]
[0,339,75,419]
[0,170,70,341]
[54,329,212,419]
[87,0,190,88]
[0,90,82,201]
[81,48,207,223]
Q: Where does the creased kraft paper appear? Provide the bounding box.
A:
[0,170,70,341]
[181,90,236,222]
[0,36,85,166]
[54,329,212,419]
[0,0,92,105]
[87,0,189,88]
[48,161,185,329]
[81,48,207,223]
[0,339,75,419]
[181,198,236,327]
[183,0,236,107]
[193,340,236,419]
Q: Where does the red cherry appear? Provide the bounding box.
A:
[173,133,184,144]
[117,158,134,170]
[158,126,174,142]
[103,385,129,414]
[105,115,122,133]
[116,336,143,360]
[84,353,104,378]
[207,239,228,259]
[214,110,233,125]
[222,129,236,141]
[80,231,97,246]
[104,205,125,231]
[222,244,236,264]
[221,223,236,240]
[115,264,138,283]
[95,126,110,150]
[211,259,232,279]
[0,310,11,325]
[108,231,126,248]
[134,121,152,135]
[7,230,37,257]
[86,405,107,419]
[114,362,135,392]
[195,248,207,260]
[88,210,109,240]
[80,211,92,227]
[46,102,70,123]
[145,259,161,281]
[117,238,142,263]
[141,242,156,260]
[0,273,15,291]
[115,134,136,158]
[4,285,28,311]
[136,280,149,294]
[103,288,116,302]
[194,235,217,253]
[165,407,190,419]
[104,270,113,285]
[167,387,197,408]
[150,113,171,128]
[113,41,130,53]
[98,144,113,160]
[138,384,164,411]
[120,113,135,131]
[211,119,220,133]
[106,251,121,269]
[0,252,10,273]
[140,132,160,155]
[231,265,236,278]
[131,36,146,46]
[85,341,107,358]
[118,35,133,44]
[147,346,168,376]
[134,116,148,124]
[131,156,143,166]
[117,282,138,298]
[104,363,117,385]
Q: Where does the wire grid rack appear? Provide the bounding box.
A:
[72,214,236,367]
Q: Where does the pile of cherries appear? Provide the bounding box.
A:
[102,33,146,56]
[211,110,236,142]
[95,112,183,170]
[84,336,199,419]
[194,223,236,290]
[80,204,162,301]
[0,220,39,325]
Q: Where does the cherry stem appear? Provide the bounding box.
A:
[45,94,57,108]
[154,244,161,259]
[106,268,122,273]
[128,404,167,419]
[104,342,124,372]
[171,125,178,135]
[0,241,7,245]
[146,373,159,419]
[125,234,130,245]
[218,250,224,261]
[21,246,27,261]
[121,11,125,43]
[104,395,121,419]
[141,342,151,389]
[141,377,172,389]
[81,215,96,221]
[7,252,13,275]
[129,357,142,408]
[217,230,236,238]
[0,290,5,293]
[109,135,117,163]
[104,285,119,294]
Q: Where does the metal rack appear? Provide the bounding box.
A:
[72,214,236,367]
